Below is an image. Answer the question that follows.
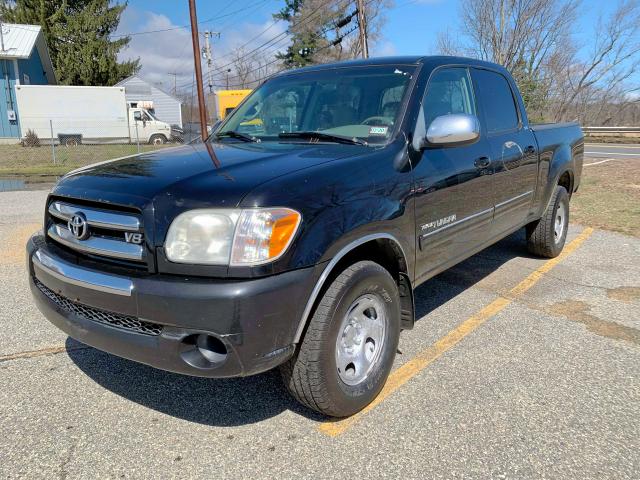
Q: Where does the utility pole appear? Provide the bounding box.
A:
[188,0,209,142]
[202,31,220,94]
[0,21,5,53]
[168,72,178,95]
[355,0,369,59]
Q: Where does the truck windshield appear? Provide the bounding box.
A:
[215,65,416,145]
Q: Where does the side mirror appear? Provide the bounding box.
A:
[423,113,480,148]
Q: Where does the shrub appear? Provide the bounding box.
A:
[22,129,41,147]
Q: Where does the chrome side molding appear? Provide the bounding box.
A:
[32,249,133,297]
[48,224,144,261]
[49,201,141,232]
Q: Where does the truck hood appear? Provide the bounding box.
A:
[53,141,368,211]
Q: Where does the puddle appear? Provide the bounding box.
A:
[606,286,640,303]
[0,176,58,192]
[549,300,640,345]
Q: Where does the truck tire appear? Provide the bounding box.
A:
[149,134,167,145]
[281,260,401,417]
[526,185,569,258]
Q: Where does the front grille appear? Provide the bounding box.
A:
[35,279,162,336]
[46,199,146,267]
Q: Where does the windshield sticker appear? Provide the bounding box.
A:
[369,126,388,136]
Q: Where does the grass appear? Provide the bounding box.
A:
[572,158,640,237]
[0,143,172,176]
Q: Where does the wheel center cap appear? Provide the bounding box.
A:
[342,322,363,348]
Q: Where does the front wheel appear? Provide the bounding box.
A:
[526,185,570,258]
[149,134,167,145]
[281,260,401,417]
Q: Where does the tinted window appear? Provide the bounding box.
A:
[422,68,475,128]
[473,69,519,133]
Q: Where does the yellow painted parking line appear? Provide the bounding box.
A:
[319,227,594,437]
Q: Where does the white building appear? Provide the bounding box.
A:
[115,75,182,127]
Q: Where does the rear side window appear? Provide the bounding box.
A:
[472,69,519,133]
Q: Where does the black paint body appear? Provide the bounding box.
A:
[28,56,584,377]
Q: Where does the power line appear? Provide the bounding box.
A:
[111,0,268,38]
[175,0,375,92]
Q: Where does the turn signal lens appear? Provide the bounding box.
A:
[269,212,300,258]
[230,208,301,266]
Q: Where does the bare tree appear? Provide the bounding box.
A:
[551,0,640,122]
[438,0,640,125]
[225,47,282,89]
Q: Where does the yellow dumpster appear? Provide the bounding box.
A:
[215,89,252,120]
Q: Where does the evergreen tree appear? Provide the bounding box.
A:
[273,0,319,68]
[0,0,139,85]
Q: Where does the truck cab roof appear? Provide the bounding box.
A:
[275,55,510,76]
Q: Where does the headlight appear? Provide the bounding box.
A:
[164,208,301,266]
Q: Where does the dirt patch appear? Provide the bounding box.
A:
[0,223,41,264]
[606,286,640,303]
[549,299,640,345]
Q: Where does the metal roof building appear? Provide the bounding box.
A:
[0,23,56,140]
[115,75,183,127]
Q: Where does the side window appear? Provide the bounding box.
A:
[422,68,475,128]
[133,111,142,121]
[473,69,519,134]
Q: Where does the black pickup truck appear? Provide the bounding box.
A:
[28,56,583,417]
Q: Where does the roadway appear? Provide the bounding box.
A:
[1,189,639,479]
[584,143,640,160]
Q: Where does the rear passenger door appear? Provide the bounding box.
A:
[412,67,495,283]
[471,68,539,237]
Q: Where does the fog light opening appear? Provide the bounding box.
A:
[180,333,228,369]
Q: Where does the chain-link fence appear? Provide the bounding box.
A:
[1,116,183,178]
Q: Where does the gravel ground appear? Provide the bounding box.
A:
[1,189,638,479]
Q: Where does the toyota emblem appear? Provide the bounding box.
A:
[68,212,90,240]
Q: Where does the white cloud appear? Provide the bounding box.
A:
[373,41,398,57]
[116,7,288,94]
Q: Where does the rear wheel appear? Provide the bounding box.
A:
[526,185,569,258]
[281,260,401,417]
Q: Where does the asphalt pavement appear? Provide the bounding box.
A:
[584,143,640,160]
[1,165,639,478]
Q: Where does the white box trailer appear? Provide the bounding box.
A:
[15,85,174,145]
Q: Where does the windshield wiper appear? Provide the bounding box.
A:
[215,130,260,143]
[278,131,368,146]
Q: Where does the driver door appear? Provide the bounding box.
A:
[412,67,495,283]
[130,110,150,142]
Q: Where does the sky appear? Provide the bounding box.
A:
[115,0,628,94]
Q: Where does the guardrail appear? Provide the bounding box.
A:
[583,126,640,136]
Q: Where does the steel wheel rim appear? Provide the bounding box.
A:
[335,294,387,386]
[554,202,567,244]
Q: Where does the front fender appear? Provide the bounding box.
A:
[240,139,416,276]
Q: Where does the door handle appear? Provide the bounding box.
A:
[524,145,536,155]
[474,156,491,168]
